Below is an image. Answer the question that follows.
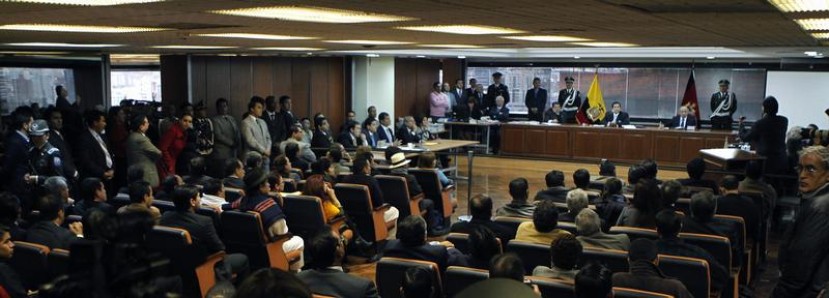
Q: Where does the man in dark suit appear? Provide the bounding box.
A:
[558,76,582,124]
[279,95,297,131]
[484,72,510,111]
[383,215,463,272]
[210,98,241,174]
[75,110,115,194]
[525,77,548,122]
[535,170,570,203]
[298,229,379,297]
[665,106,697,130]
[311,117,334,149]
[223,159,246,189]
[397,116,421,145]
[337,122,364,149]
[738,96,789,174]
[655,210,727,292]
[2,108,33,206]
[463,78,477,100]
[25,195,82,250]
[377,112,397,145]
[452,79,466,115]
[46,108,78,180]
[341,157,386,209]
[604,101,630,127]
[160,185,249,280]
[717,176,761,241]
[362,118,380,148]
[450,194,516,243]
[678,158,719,194]
[263,96,286,150]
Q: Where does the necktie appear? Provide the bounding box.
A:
[681,117,686,128]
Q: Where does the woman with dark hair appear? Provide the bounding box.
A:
[616,179,662,228]
[272,154,301,180]
[739,96,789,174]
[126,114,162,187]
[158,113,193,177]
[303,174,372,252]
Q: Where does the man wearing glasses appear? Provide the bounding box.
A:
[774,146,829,297]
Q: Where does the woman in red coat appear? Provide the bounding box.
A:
[158,114,192,178]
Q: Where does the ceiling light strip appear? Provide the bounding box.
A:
[210,6,416,23]
[0,24,166,33]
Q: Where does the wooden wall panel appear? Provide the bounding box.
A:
[205,57,231,109]
[394,58,440,118]
[190,56,206,111]
[327,58,345,132]
[273,57,292,97]
[501,126,525,153]
[546,130,570,157]
[291,58,312,120]
[309,59,328,123]
[72,65,104,111]
[228,57,252,116]
[160,55,188,110]
[442,58,464,87]
[654,135,680,162]
[251,57,273,98]
[525,129,547,155]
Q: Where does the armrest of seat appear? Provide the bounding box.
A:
[440,186,455,218]
[410,194,424,216]
[442,184,456,192]
[267,233,299,271]
[373,203,392,212]
[195,251,226,297]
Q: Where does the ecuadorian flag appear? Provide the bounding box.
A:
[576,73,606,124]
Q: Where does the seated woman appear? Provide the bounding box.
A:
[272,154,302,181]
[227,168,304,271]
[310,157,337,184]
[417,116,438,141]
[303,174,372,253]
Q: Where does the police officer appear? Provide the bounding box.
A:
[710,79,737,130]
[558,76,582,124]
[27,119,64,185]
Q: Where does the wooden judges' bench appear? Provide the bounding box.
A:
[500,124,735,166]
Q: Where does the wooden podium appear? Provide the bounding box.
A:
[700,148,766,176]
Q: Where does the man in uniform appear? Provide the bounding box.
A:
[485,72,510,113]
[558,76,582,124]
[710,79,737,130]
[28,119,64,185]
[525,77,548,122]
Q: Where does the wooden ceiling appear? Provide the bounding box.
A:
[0,0,823,56]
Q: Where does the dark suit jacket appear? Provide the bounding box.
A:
[485,84,510,108]
[389,172,423,197]
[450,218,516,243]
[223,176,245,189]
[739,115,788,173]
[160,211,225,254]
[377,125,396,144]
[341,174,385,207]
[262,111,286,145]
[489,106,510,122]
[25,221,78,250]
[557,89,582,111]
[363,130,378,148]
[667,115,697,129]
[311,130,333,149]
[456,104,483,121]
[535,186,569,203]
[48,130,76,178]
[297,268,379,298]
[525,88,548,112]
[678,178,719,195]
[337,132,359,149]
[717,193,761,240]
[383,239,450,272]
[1,133,30,198]
[75,129,112,179]
[0,262,25,298]
[396,127,420,145]
[604,112,630,126]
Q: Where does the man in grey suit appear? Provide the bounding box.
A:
[298,229,379,298]
[209,98,240,174]
[280,125,316,163]
[126,114,162,187]
[241,96,272,161]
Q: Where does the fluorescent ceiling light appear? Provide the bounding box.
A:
[811,32,829,39]
[769,0,829,12]
[5,42,122,47]
[418,44,482,48]
[324,40,412,45]
[252,47,325,51]
[2,0,163,5]
[152,45,237,49]
[396,25,524,35]
[796,18,829,30]
[195,33,315,41]
[0,24,165,33]
[366,53,380,57]
[0,51,71,55]
[211,6,415,23]
[457,55,466,59]
[570,42,638,47]
[502,35,591,42]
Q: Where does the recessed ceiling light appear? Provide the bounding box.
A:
[795,18,829,30]
[152,45,237,49]
[706,56,716,59]
[396,25,524,35]
[2,0,163,5]
[4,42,122,47]
[457,55,466,59]
[366,54,380,58]
[196,33,316,41]
[251,47,325,51]
[417,44,482,48]
[570,42,638,47]
[770,0,829,12]
[324,40,412,45]
[574,56,581,59]
[0,51,71,55]
[502,35,591,42]
[805,51,819,56]
[211,6,415,23]
[415,55,426,58]
[811,33,829,39]
[0,24,165,33]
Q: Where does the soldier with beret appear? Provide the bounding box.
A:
[710,79,737,130]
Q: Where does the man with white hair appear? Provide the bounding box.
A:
[560,189,588,222]
[774,146,829,297]
[665,106,697,130]
[43,176,72,206]
[575,209,630,251]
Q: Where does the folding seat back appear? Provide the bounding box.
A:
[376,257,442,298]
[48,248,70,279]
[608,226,658,241]
[682,186,714,198]
[679,232,732,273]
[506,240,549,274]
[613,287,674,298]
[445,266,489,297]
[220,210,299,271]
[147,226,223,298]
[528,276,576,298]
[557,221,578,235]
[410,169,454,219]
[151,200,176,214]
[580,247,630,273]
[111,193,131,209]
[376,175,422,219]
[334,183,390,242]
[10,241,50,291]
[492,216,529,235]
[658,254,710,298]
[224,187,244,203]
[674,198,691,214]
[282,194,328,240]
[196,206,222,235]
[283,178,298,193]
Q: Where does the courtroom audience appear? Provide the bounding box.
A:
[682,191,743,265]
[535,170,569,203]
[383,215,463,272]
[574,262,613,298]
[0,193,24,241]
[155,174,182,202]
[0,224,25,298]
[678,157,719,194]
[309,158,337,184]
[200,178,226,208]
[660,179,683,212]
[616,179,662,228]
[285,141,310,173]
[496,178,535,218]
[223,158,246,189]
[118,181,161,224]
[326,144,351,176]
[654,209,727,292]
[72,177,113,216]
[594,177,625,229]
[450,194,516,243]
[576,209,630,251]
[560,189,589,222]
[624,165,645,194]
[515,200,572,245]
[598,159,616,177]
[417,151,454,187]
[717,175,761,241]
[342,156,399,239]
[458,225,502,270]
[640,159,661,184]
[182,156,212,186]
[738,160,776,218]
[532,233,582,280]
[25,194,82,250]
[234,268,312,298]
[273,154,301,181]
[401,267,435,298]
[573,168,591,190]
[489,253,526,282]
[297,228,379,298]
[612,238,693,298]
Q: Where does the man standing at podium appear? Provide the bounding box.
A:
[558,76,582,124]
[710,79,737,130]
[525,77,547,122]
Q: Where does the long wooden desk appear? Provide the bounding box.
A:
[500,124,735,166]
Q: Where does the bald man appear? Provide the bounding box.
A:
[666,107,697,130]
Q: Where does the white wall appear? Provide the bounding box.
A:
[352,56,395,124]
[766,71,829,131]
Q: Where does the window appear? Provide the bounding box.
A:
[0,67,75,115]
[467,66,766,120]
[110,69,161,107]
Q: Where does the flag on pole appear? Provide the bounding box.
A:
[576,73,606,124]
[681,71,700,120]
